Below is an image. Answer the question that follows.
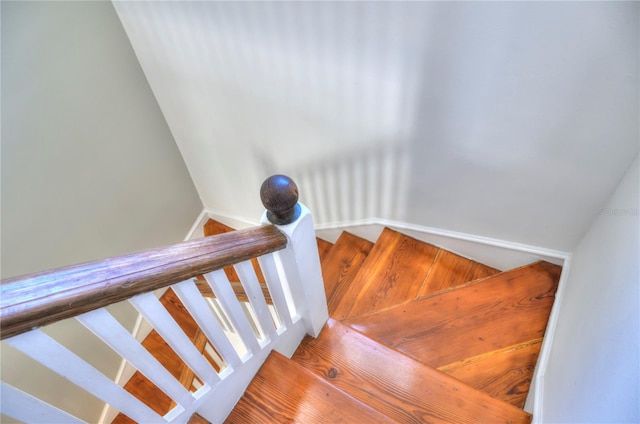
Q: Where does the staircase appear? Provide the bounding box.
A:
[211,221,559,422]
[1,212,560,423]
[0,174,562,423]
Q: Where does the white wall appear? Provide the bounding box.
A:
[1,1,202,422]
[114,1,638,252]
[1,1,202,278]
[542,155,639,423]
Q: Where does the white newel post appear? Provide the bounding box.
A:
[260,175,328,337]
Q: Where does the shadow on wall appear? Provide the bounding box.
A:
[256,142,411,225]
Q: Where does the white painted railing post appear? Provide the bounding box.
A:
[260,174,328,337]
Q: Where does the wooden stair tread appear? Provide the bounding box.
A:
[111,366,172,423]
[418,249,500,297]
[438,338,543,408]
[320,232,374,317]
[188,413,210,424]
[316,237,334,264]
[345,261,561,368]
[293,319,531,424]
[225,351,396,424]
[203,218,236,236]
[332,228,439,320]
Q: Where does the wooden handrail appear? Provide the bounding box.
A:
[0,226,287,340]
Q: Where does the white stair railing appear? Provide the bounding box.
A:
[1,175,328,424]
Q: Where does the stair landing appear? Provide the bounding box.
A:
[292,318,532,424]
[225,351,396,424]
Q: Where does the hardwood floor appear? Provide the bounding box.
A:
[438,338,543,408]
[345,261,560,368]
[292,319,531,424]
[316,237,334,263]
[418,249,500,296]
[225,351,396,424]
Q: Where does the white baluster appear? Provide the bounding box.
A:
[76,308,193,407]
[172,279,242,369]
[129,293,219,385]
[234,260,277,342]
[209,297,233,332]
[204,270,261,353]
[272,247,306,322]
[5,330,165,423]
[257,253,293,328]
[1,382,86,424]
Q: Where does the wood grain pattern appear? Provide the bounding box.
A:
[203,219,236,238]
[332,228,439,320]
[320,232,373,317]
[316,237,334,264]
[188,413,210,424]
[225,351,395,424]
[1,226,287,339]
[345,261,561,369]
[418,250,500,297]
[292,319,532,424]
[111,370,171,424]
[438,339,543,408]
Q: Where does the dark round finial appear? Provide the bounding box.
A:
[260,174,301,225]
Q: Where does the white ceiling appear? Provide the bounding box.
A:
[113,1,639,251]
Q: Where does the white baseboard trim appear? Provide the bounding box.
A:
[184,208,211,240]
[315,217,569,270]
[525,254,572,421]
